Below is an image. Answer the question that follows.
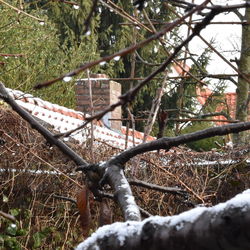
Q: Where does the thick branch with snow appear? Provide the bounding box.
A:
[2,81,250,224]
[105,164,141,221]
[76,190,250,250]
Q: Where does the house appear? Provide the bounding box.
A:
[197,87,250,125]
[6,74,155,150]
[7,68,244,150]
[169,62,246,126]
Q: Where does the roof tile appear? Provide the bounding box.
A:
[7,88,155,149]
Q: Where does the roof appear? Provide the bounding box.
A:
[215,92,237,123]
[6,88,155,149]
[196,87,250,125]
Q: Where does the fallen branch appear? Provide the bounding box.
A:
[0,82,141,221]
[105,164,141,221]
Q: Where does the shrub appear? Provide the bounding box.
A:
[181,122,224,151]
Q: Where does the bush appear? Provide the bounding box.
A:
[181,122,224,151]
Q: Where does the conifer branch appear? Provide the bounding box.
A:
[34,1,208,89]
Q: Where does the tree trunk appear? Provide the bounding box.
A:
[234,4,250,144]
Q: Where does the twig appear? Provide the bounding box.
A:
[0,210,16,222]
[127,107,136,147]
[0,53,24,57]
[0,0,44,22]
[88,74,241,81]
[2,131,83,189]
[34,2,207,89]
[170,6,250,86]
[143,7,209,89]
[135,51,161,66]
[143,73,168,142]
[143,158,205,203]
[101,0,151,32]
[128,179,186,196]
[168,0,250,11]
[53,0,78,6]
[53,194,77,205]
[0,82,89,168]
[87,70,94,161]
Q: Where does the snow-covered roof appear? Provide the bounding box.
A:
[6,88,155,149]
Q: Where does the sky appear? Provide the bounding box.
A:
[182,0,246,92]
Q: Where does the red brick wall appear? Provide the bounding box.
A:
[75,74,121,131]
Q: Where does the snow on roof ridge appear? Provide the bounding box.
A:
[6,88,154,149]
[77,77,110,81]
[7,88,85,120]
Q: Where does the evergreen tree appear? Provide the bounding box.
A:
[0,0,221,135]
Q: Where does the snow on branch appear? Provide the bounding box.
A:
[104,165,141,221]
[76,189,250,250]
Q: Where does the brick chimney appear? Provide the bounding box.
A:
[75,74,122,131]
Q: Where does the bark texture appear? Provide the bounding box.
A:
[98,200,112,227]
[76,190,250,250]
[105,164,141,221]
[234,4,250,144]
[76,186,91,238]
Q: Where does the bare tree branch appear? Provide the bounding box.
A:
[168,0,250,11]
[83,0,98,34]
[0,82,89,167]
[128,179,186,196]
[105,164,141,221]
[0,81,143,221]
[109,121,250,166]
[169,4,250,86]
[0,0,44,22]
[48,2,218,138]
[34,1,208,89]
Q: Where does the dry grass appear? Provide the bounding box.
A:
[0,107,249,249]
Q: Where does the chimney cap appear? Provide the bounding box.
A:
[76,73,110,83]
[90,73,109,79]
